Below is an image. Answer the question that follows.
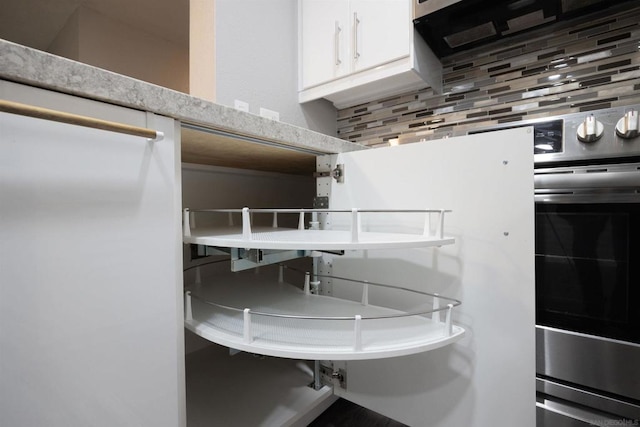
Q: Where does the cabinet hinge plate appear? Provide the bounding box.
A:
[313,196,329,208]
[320,364,347,389]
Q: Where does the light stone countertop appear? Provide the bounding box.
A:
[0,39,365,159]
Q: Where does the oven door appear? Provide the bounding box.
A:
[535,162,640,409]
[536,377,640,426]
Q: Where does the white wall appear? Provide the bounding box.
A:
[214,0,338,136]
[49,6,189,93]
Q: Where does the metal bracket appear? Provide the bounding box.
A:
[189,244,310,271]
[190,244,229,260]
[313,196,329,209]
[230,247,309,272]
[314,163,344,183]
[320,364,347,389]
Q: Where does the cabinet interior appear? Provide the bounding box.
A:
[180,124,317,175]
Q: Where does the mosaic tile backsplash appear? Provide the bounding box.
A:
[337,3,640,147]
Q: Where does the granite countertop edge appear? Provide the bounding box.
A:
[0,39,365,154]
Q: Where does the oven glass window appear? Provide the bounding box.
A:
[536,203,640,343]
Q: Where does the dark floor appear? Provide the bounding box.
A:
[307,398,408,427]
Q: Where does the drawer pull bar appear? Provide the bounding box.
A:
[0,99,164,141]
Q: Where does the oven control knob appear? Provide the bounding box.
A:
[615,110,639,139]
[577,115,604,143]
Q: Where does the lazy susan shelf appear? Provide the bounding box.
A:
[183,207,454,251]
[184,266,464,360]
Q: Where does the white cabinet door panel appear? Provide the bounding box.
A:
[322,128,535,427]
[301,0,350,88]
[351,0,411,71]
[0,83,184,427]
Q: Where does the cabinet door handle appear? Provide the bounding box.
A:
[353,12,360,60]
[334,21,342,66]
[0,100,164,141]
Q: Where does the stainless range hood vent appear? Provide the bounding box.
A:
[444,22,497,49]
[413,0,636,57]
[504,10,556,35]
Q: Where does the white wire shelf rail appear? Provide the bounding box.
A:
[182,207,454,251]
[184,266,465,360]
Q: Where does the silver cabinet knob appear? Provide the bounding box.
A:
[576,115,604,143]
[615,110,639,139]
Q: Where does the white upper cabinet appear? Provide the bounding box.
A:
[299,0,442,109]
[300,0,350,87]
[350,0,411,72]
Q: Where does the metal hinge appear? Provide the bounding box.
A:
[314,163,344,183]
[320,364,347,389]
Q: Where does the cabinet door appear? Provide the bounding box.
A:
[318,128,535,427]
[351,0,411,72]
[300,0,350,88]
[0,83,185,427]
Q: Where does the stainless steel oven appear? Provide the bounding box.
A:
[474,105,640,426]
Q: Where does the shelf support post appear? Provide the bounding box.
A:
[195,265,202,285]
[243,308,253,343]
[242,207,252,241]
[351,208,360,243]
[310,212,319,230]
[361,283,369,305]
[272,212,278,228]
[424,209,446,239]
[183,208,191,237]
[298,211,305,230]
[432,294,441,323]
[436,209,445,239]
[354,315,362,351]
[185,292,193,322]
[444,304,453,337]
[313,360,322,390]
[304,272,311,295]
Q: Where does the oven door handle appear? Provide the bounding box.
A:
[535,170,640,189]
[536,395,633,425]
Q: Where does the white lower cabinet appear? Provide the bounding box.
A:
[182,128,536,426]
[1,80,536,427]
[0,81,185,427]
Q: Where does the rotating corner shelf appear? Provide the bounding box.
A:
[182,207,455,251]
[182,206,463,360]
[184,266,465,361]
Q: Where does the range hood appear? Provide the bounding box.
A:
[413,0,634,58]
